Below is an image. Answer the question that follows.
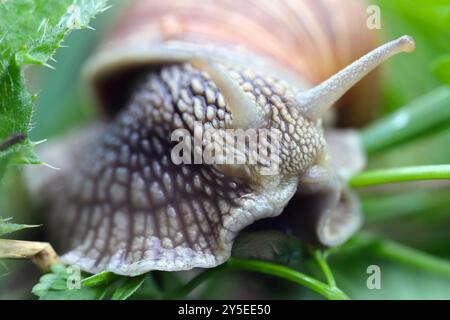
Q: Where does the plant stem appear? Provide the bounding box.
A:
[375,241,450,278]
[312,250,336,287]
[361,86,450,154]
[227,258,349,300]
[349,165,450,188]
[353,233,450,278]
[167,258,350,300]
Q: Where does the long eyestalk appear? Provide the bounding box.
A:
[296,35,415,121]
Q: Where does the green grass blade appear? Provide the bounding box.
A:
[361,87,450,154]
[227,258,349,300]
[0,217,40,237]
[353,233,450,278]
[166,258,349,300]
[350,165,450,188]
[111,275,146,300]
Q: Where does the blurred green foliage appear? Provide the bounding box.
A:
[0,0,110,180]
[30,0,125,140]
[0,217,39,237]
[0,0,110,299]
[32,264,146,300]
[341,0,450,299]
[374,0,450,111]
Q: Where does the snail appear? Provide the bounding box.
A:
[26,0,415,275]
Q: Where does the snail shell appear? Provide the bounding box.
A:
[87,0,379,126]
[29,0,415,275]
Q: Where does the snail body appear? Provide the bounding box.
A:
[30,0,415,275]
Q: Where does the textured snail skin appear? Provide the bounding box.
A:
[25,1,415,275]
[41,33,413,274]
[45,63,327,275]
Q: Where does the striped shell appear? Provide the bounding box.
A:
[86,0,379,126]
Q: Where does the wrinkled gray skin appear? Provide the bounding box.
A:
[30,63,359,275]
[28,36,414,275]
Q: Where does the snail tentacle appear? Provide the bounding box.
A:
[295,36,415,121]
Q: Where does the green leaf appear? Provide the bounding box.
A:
[111,275,146,300]
[33,263,149,300]
[32,264,112,300]
[0,0,109,180]
[81,271,118,287]
[0,0,110,65]
[30,1,126,141]
[0,59,35,179]
[0,217,39,236]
